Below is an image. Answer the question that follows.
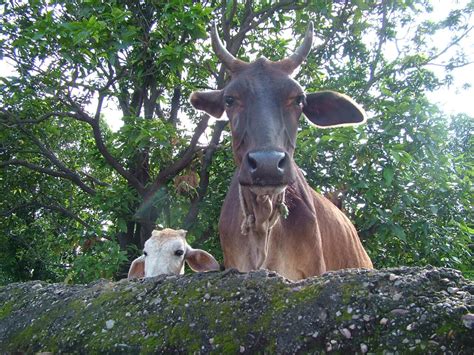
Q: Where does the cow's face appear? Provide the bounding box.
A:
[142,229,188,276]
[191,23,366,194]
[127,229,219,279]
[221,60,303,189]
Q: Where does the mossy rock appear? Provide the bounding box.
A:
[0,266,472,353]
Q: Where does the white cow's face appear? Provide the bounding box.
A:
[127,228,220,279]
[143,231,187,276]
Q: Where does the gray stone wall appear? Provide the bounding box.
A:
[0,266,472,353]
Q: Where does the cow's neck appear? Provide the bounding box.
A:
[238,184,288,268]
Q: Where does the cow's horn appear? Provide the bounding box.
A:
[211,22,247,73]
[276,22,314,74]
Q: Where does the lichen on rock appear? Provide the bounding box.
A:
[0,266,472,353]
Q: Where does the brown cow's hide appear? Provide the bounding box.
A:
[220,168,372,281]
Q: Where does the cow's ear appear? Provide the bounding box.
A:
[303,91,366,128]
[190,90,224,118]
[127,255,145,279]
[185,246,220,272]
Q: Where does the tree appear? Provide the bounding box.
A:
[1,0,472,284]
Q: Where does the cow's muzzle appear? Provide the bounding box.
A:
[239,150,294,188]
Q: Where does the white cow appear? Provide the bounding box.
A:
[127,228,220,279]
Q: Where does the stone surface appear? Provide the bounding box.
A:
[0,266,472,353]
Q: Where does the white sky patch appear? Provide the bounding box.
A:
[0,58,16,78]
[427,65,474,117]
[422,0,474,116]
[98,97,124,132]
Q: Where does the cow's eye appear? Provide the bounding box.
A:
[224,96,235,107]
[143,251,148,257]
[294,95,305,106]
[174,249,184,257]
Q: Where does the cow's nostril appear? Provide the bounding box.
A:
[277,154,286,170]
[248,154,258,171]
[245,151,290,185]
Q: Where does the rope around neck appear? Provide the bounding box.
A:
[238,185,289,235]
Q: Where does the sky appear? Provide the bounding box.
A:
[421,0,474,118]
[0,1,472,132]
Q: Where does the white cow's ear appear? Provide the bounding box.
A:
[128,255,145,279]
[185,246,220,272]
[177,229,187,238]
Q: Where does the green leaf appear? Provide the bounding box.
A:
[383,166,394,186]
[429,205,439,215]
[117,218,128,233]
[391,224,407,242]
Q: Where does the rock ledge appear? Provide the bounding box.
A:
[0,266,472,353]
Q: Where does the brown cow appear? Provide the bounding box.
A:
[190,22,373,280]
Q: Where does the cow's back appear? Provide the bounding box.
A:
[312,190,373,270]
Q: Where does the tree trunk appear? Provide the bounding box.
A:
[117,222,138,251]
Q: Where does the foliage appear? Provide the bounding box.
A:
[65,239,129,284]
[0,0,472,284]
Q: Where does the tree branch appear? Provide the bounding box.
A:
[424,25,474,65]
[169,72,182,126]
[1,200,93,230]
[183,120,227,228]
[0,159,71,180]
[365,1,389,91]
[234,0,309,48]
[0,108,90,126]
[364,19,474,93]
[0,203,34,218]
[144,114,211,199]
[80,172,110,188]
[39,202,94,229]
[426,60,474,69]
[89,119,145,194]
[62,93,145,194]
[309,1,352,67]
[15,127,97,196]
